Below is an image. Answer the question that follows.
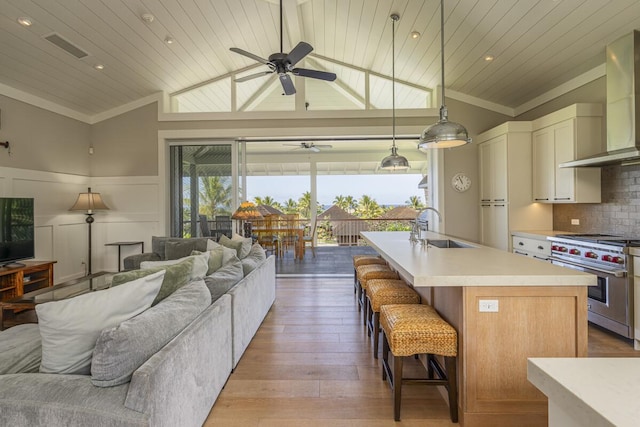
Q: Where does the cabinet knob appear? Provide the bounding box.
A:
[519,242,524,246]
[537,245,544,250]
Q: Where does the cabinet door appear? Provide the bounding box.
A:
[493,204,509,251]
[492,137,508,202]
[532,128,554,202]
[553,121,576,201]
[479,142,493,202]
[480,204,494,248]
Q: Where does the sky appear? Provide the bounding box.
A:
[246,174,426,206]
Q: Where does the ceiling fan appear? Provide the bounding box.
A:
[229,0,336,95]
[283,142,333,153]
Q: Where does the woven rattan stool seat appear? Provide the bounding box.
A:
[353,255,387,268]
[356,264,397,289]
[366,279,420,359]
[380,303,459,422]
[380,304,457,357]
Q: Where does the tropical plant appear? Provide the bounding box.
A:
[406,195,425,210]
[333,195,348,211]
[199,176,232,217]
[344,195,357,214]
[356,195,383,218]
[283,198,298,214]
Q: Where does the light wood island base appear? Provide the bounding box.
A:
[361,231,592,427]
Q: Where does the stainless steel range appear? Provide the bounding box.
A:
[548,234,636,338]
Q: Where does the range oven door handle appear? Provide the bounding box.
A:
[550,257,626,278]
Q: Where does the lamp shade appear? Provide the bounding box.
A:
[380,146,410,170]
[70,187,109,213]
[232,201,263,220]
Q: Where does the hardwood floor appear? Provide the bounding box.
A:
[204,276,639,426]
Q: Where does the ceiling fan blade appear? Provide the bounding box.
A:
[229,47,270,65]
[292,68,337,81]
[235,71,273,82]
[314,144,333,149]
[286,42,313,67]
[279,74,296,95]
[309,146,320,153]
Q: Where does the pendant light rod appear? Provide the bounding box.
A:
[391,13,398,149]
[439,0,446,109]
[279,0,283,53]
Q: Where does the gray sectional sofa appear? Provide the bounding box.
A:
[0,236,276,427]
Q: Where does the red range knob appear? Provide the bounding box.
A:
[585,252,597,259]
[569,249,581,255]
[601,255,612,262]
[552,245,558,251]
[559,246,568,252]
[612,256,624,264]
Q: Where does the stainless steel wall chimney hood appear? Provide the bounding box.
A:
[560,31,640,168]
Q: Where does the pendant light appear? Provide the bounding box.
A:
[380,14,410,170]
[418,0,471,150]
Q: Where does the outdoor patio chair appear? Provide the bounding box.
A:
[199,214,211,237]
[302,218,317,258]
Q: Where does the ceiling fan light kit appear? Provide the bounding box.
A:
[418,0,471,151]
[229,0,336,95]
[380,13,410,171]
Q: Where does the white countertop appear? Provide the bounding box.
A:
[360,231,595,287]
[511,230,575,240]
[528,358,640,427]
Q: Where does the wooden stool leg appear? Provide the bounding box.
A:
[382,331,390,381]
[373,311,380,359]
[445,356,459,423]
[393,354,403,421]
[356,282,362,312]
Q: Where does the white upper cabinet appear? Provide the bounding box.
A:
[532,104,603,203]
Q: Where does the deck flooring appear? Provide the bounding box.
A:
[275,245,378,276]
[204,276,640,426]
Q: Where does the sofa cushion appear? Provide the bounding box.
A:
[91,280,211,387]
[36,270,165,375]
[165,240,202,260]
[112,258,194,305]
[151,236,212,260]
[141,252,209,281]
[0,324,42,374]
[240,244,267,275]
[219,233,252,259]
[203,256,243,302]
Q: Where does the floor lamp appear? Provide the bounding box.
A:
[70,187,109,275]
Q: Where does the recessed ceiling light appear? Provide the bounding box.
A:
[17,17,32,27]
[410,31,421,39]
[141,13,155,23]
[484,54,495,62]
[93,64,105,70]
[164,36,175,45]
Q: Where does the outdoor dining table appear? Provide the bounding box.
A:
[252,226,305,259]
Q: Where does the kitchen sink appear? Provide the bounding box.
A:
[426,239,476,249]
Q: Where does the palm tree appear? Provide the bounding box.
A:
[283,198,298,214]
[344,195,357,214]
[356,195,383,218]
[333,195,348,211]
[297,191,312,219]
[199,176,232,217]
[406,195,424,210]
[253,196,283,211]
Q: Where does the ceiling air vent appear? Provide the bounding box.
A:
[43,33,88,59]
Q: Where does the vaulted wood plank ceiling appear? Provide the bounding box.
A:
[1,0,640,117]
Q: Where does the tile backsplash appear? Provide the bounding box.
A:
[554,164,640,235]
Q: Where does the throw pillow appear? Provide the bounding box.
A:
[165,240,201,260]
[0,324,42,374]
[206,245,238,275]
[36,270,165,375]
[206,239,221,250]
[240,244,267,276]
[91,280,211,387]
[141,252,208,281]
[219,234,252,259]
[112,258,194,305]
[204,255,243,302]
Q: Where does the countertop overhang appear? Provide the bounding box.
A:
[360,231,596,287]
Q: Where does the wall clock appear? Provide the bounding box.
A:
[451,173,471,192]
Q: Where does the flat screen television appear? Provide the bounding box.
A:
[0,197,35,267]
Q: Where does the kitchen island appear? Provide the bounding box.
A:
[361,231,595,427]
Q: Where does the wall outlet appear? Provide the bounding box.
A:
[479,299,499,312]
[571,219,580,225]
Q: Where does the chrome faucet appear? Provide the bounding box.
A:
[417,207,442,232]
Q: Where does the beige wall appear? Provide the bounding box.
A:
[0,94,91,175]
[90,102,159,176]
[442,98,511,242]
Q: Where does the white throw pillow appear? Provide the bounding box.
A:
[206,239,221,250]
[36,270,165,375]
[220,234,253,259]
[140,252,209,280]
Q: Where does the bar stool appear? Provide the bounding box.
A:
[352,255,387,294]
[380,304,458,422]
[355,264,398,320]
[365,279,420,359]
